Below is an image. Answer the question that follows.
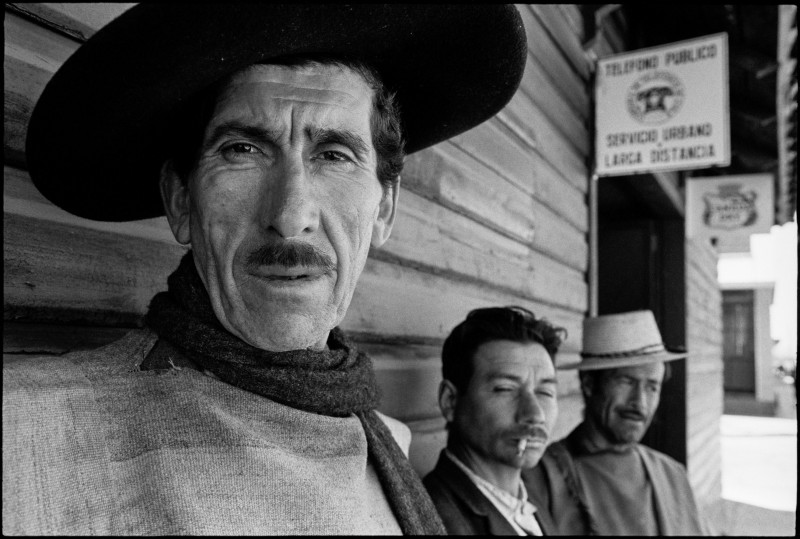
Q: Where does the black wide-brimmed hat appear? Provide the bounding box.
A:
[25,4,527,222]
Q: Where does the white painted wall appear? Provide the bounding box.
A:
[718,220,798,365]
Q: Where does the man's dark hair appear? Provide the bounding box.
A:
[441,306,567,393]
[168,53,405,194]
[579,362,673,402]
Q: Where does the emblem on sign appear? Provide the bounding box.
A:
[702,184,758,229]
[626,71,685,125]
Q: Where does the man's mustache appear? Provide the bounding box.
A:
[246,241,335,271]
[618,408,647,421]
[511,425,549,441]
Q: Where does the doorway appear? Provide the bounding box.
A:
[597,174,688,464]
[722,290,756,393]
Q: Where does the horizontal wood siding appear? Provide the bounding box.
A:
[685,237,724,519]
[3,3,592,479]
[7,3,134,38]
[372,4,593,474]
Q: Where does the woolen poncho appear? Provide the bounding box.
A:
[3,254,445,535]
[3,329,416,535]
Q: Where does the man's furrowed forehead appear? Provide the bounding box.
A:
[609,363,665,382]
[473,340,556,381]
[220,63,374,112]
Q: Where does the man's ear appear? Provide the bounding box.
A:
[371,178,400,248]
[579,372,593,399]
[160,160,192,245]
[438,379,459,424]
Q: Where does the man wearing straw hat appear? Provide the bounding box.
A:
[2,5,527,535]
[523,310,706,535]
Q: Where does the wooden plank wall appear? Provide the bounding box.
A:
[378,4,593,474]
[4,3,185,353]
[3,3,592,478]
[685,237,724,532]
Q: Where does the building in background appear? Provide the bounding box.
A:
[589,5,797,528]
[718,223,797,418]
[3,3,796,534]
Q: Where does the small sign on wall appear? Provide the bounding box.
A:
[595,33,730,176]
[686,174,774,253]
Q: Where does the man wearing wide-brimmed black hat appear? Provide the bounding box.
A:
[523,310,707,535]
[3,5,527,535]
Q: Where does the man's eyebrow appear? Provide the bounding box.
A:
[486,372,521,380]
[307,126,370,160]
[618,374,661,384]
[205,121,280,149]
[485,373,558,385]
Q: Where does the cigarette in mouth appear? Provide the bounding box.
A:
[516,438,527,457]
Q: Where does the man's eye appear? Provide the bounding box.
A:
[317,150,351,162]
[493,386,514,393]
[222,142,259,155]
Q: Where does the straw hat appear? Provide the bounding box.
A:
[558,310,687,370]
[25,4,527,222]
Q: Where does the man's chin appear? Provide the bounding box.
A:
[611,426,647,445]
[228,313,333,352]
[519,449,545,469]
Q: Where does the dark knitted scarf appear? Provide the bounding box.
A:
[145,252,445,535]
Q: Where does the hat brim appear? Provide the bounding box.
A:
[557,350,688,371]
[26,4,527,222]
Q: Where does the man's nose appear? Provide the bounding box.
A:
[629,383,647,409]
[516,391,546,424]
[262,158,319,238]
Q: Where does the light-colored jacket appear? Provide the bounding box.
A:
[3,329,410,535]
[525,433,707,535]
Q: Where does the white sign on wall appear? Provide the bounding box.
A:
[686,174,774,253]
[595,33,730,176]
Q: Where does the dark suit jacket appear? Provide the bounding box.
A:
[423,451,558,535]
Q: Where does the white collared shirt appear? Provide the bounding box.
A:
[445,449,544,536]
